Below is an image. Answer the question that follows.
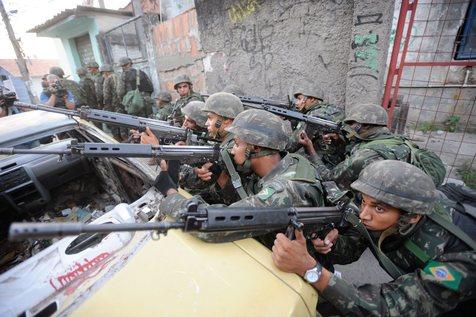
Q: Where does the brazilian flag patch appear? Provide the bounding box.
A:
[257,187,276,201]
[423,260,462,291]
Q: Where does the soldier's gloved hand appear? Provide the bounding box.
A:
[154,170,177,196]
[311,229,339,254]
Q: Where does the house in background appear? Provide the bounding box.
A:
[28,6,132,80]
[0,59,60,102]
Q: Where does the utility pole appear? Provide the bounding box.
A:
[0,0,36,102]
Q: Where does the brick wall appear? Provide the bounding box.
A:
[150,8,206,100]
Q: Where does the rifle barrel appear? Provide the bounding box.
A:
[9,222,185,241]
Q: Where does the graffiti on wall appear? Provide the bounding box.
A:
[349,13,383,81]
[228,0,261,23]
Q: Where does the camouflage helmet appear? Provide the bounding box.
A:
[293,85,324,101]
[86,61,99,68]
[226,109,289,151]
[182,101,208,128]
[173,74,192,89]
[202,92,243,119]
[156,91,172,103]
[222,84,244,96]
[351,160,436,215]
[76,67,87,76]
[344,103,388,126]
[99,64,113,72]
[49,66,65,78]
[119,57,132,66]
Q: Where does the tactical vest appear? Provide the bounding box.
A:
[357,137,446,186]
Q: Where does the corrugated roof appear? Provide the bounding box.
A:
[28,6,133,33]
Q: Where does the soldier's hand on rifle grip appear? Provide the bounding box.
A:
[140,127,160,145]
[312,228,339,254]
[322,133,339,145]
[129,129,142,143]
[298,131,317,156]
[195,162,213,181]
[272,230,317,276]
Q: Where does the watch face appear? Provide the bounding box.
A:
[305,270,319,283]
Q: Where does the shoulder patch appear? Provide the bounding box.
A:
[257,187,276,201]
[423,260,462,291]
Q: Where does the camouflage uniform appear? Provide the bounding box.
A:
[292,87,345,167]
[314,104,412,190]
[319,160,476,316]
[101,65,126,139]
[154,92,173,121]
[120,57,154,117]
[169,75,204,126]
[160,109,325,243]
[76,67,97,107]
[179,93,244,204]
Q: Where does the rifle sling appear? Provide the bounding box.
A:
[345,212,405,279]
[220,147,248,200]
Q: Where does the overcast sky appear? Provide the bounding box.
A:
[0,0,130,59]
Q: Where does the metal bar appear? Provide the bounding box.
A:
[403,61,476,67]
[382,0,413,116]
[104,15,142,34]
[387,0,419,126]
[120,26,129,56]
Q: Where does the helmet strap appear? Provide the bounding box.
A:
[397,213,418,236]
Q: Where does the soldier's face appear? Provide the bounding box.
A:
[176,83,190,97]
[359,194,401,231]
[231,137,249,165]
[295,95,307,111]
[182,116,198,130]
[88,67,98,74]
[205,112,220,136]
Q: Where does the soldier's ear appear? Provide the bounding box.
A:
[408,214,422,224]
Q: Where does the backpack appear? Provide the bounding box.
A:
[359,137,446,186]
[122,70,145,116]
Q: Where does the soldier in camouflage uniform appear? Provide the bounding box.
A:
[178,92,245,204]
[48,66,82,108]
[169,74,204,126]
[153,92,173,121]
[76,67,97,107]
[157,109,326,243]
[100,64,126,140]
[272,160,475,316]
[119,57,154,117]
[309,103,442,190]
[291,85,345,168]
[181,101,208,134]
[86,61,104,109]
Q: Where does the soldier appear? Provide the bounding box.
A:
[181,101,208,134]
[76,67,97,107]
[305,103,444,190]
[169,74,204,126]
[153,91,173,121]
[272,160,475,316]
[157,108,326,243]
[48,66,82,108]
[86,61,104,109]
[119,57,154,117]
[292,85,345,168]
[100,64,126,140]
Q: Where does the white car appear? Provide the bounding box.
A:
[0,110,163,316]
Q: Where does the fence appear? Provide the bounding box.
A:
[383,0,476,184]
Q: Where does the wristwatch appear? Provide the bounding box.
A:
[304,262,323,284]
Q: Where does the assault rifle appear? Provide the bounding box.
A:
[0,140,220,164]
[9,196,358,241]
[12,102,216,144]
[202,95,340,133]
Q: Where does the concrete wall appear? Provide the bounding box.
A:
[194,0,394,106]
